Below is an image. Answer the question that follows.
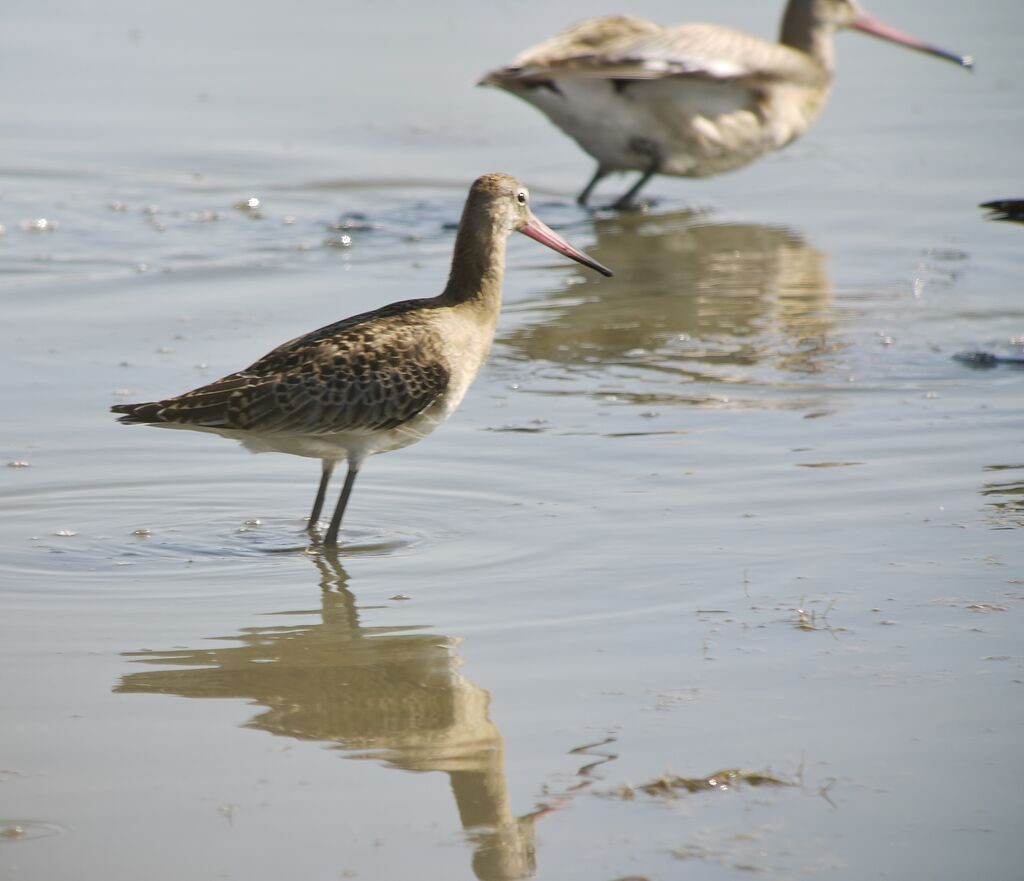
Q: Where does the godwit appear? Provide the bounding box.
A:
[112,173,612,546]
[480,0,972,209]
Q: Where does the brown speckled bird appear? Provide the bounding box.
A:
[112,173,612,546]
[480,0,971,208]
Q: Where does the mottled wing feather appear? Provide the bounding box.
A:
[487,17,825,88]
[506,15,662,68]
[113,300,451,435]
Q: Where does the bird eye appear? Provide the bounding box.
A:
[516,191,527,205]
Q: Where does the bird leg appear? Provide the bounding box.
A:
[612,139,662,210]
[576,165,609,206]
[307,459,336,530]
[323,462,360,547]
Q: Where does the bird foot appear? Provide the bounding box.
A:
[606,195,658,213]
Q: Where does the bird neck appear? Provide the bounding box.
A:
[779,1,837,72]
[439,213,507,316]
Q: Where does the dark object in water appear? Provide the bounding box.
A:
[954,351,1024,368]
[980,199,1024,224]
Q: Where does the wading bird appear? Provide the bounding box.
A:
[481,0,972,209]
[113,174,612,546]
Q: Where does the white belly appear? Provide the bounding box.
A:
[512,78,823,177]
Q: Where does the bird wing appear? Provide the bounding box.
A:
[115,301,451,435]
[484,16,825,88]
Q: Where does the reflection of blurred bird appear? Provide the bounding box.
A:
[481,0,971,208]
[115,555,537,881]
[113,174,610,546]
[980,467,1024,530]
[502,210,837,383]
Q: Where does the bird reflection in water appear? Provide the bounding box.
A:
[503,209,840,400]
[115,555,540,881]
[980,465,1024,530]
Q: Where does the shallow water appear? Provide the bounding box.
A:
[2,1,1023,879]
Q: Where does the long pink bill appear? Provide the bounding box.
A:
[853,8,973,69]
[519,214,613,277]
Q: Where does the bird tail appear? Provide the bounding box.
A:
[477,66,522,88]
[111,401,167,424]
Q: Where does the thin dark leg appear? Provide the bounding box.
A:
[308,460,336,530]
[612,139,662,210]
[323,463,359,547]
[576,165,608,206]
[611,160,660,211]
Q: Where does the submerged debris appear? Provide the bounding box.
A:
[795,598,837,632]
[953,351,1024,368]
[0,820,63,841]
[328,212,375,232]
[323,233,353,249]
[966,602,1009,613]
[605,768,793,801]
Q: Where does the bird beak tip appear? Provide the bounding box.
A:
[519,216,613,278]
